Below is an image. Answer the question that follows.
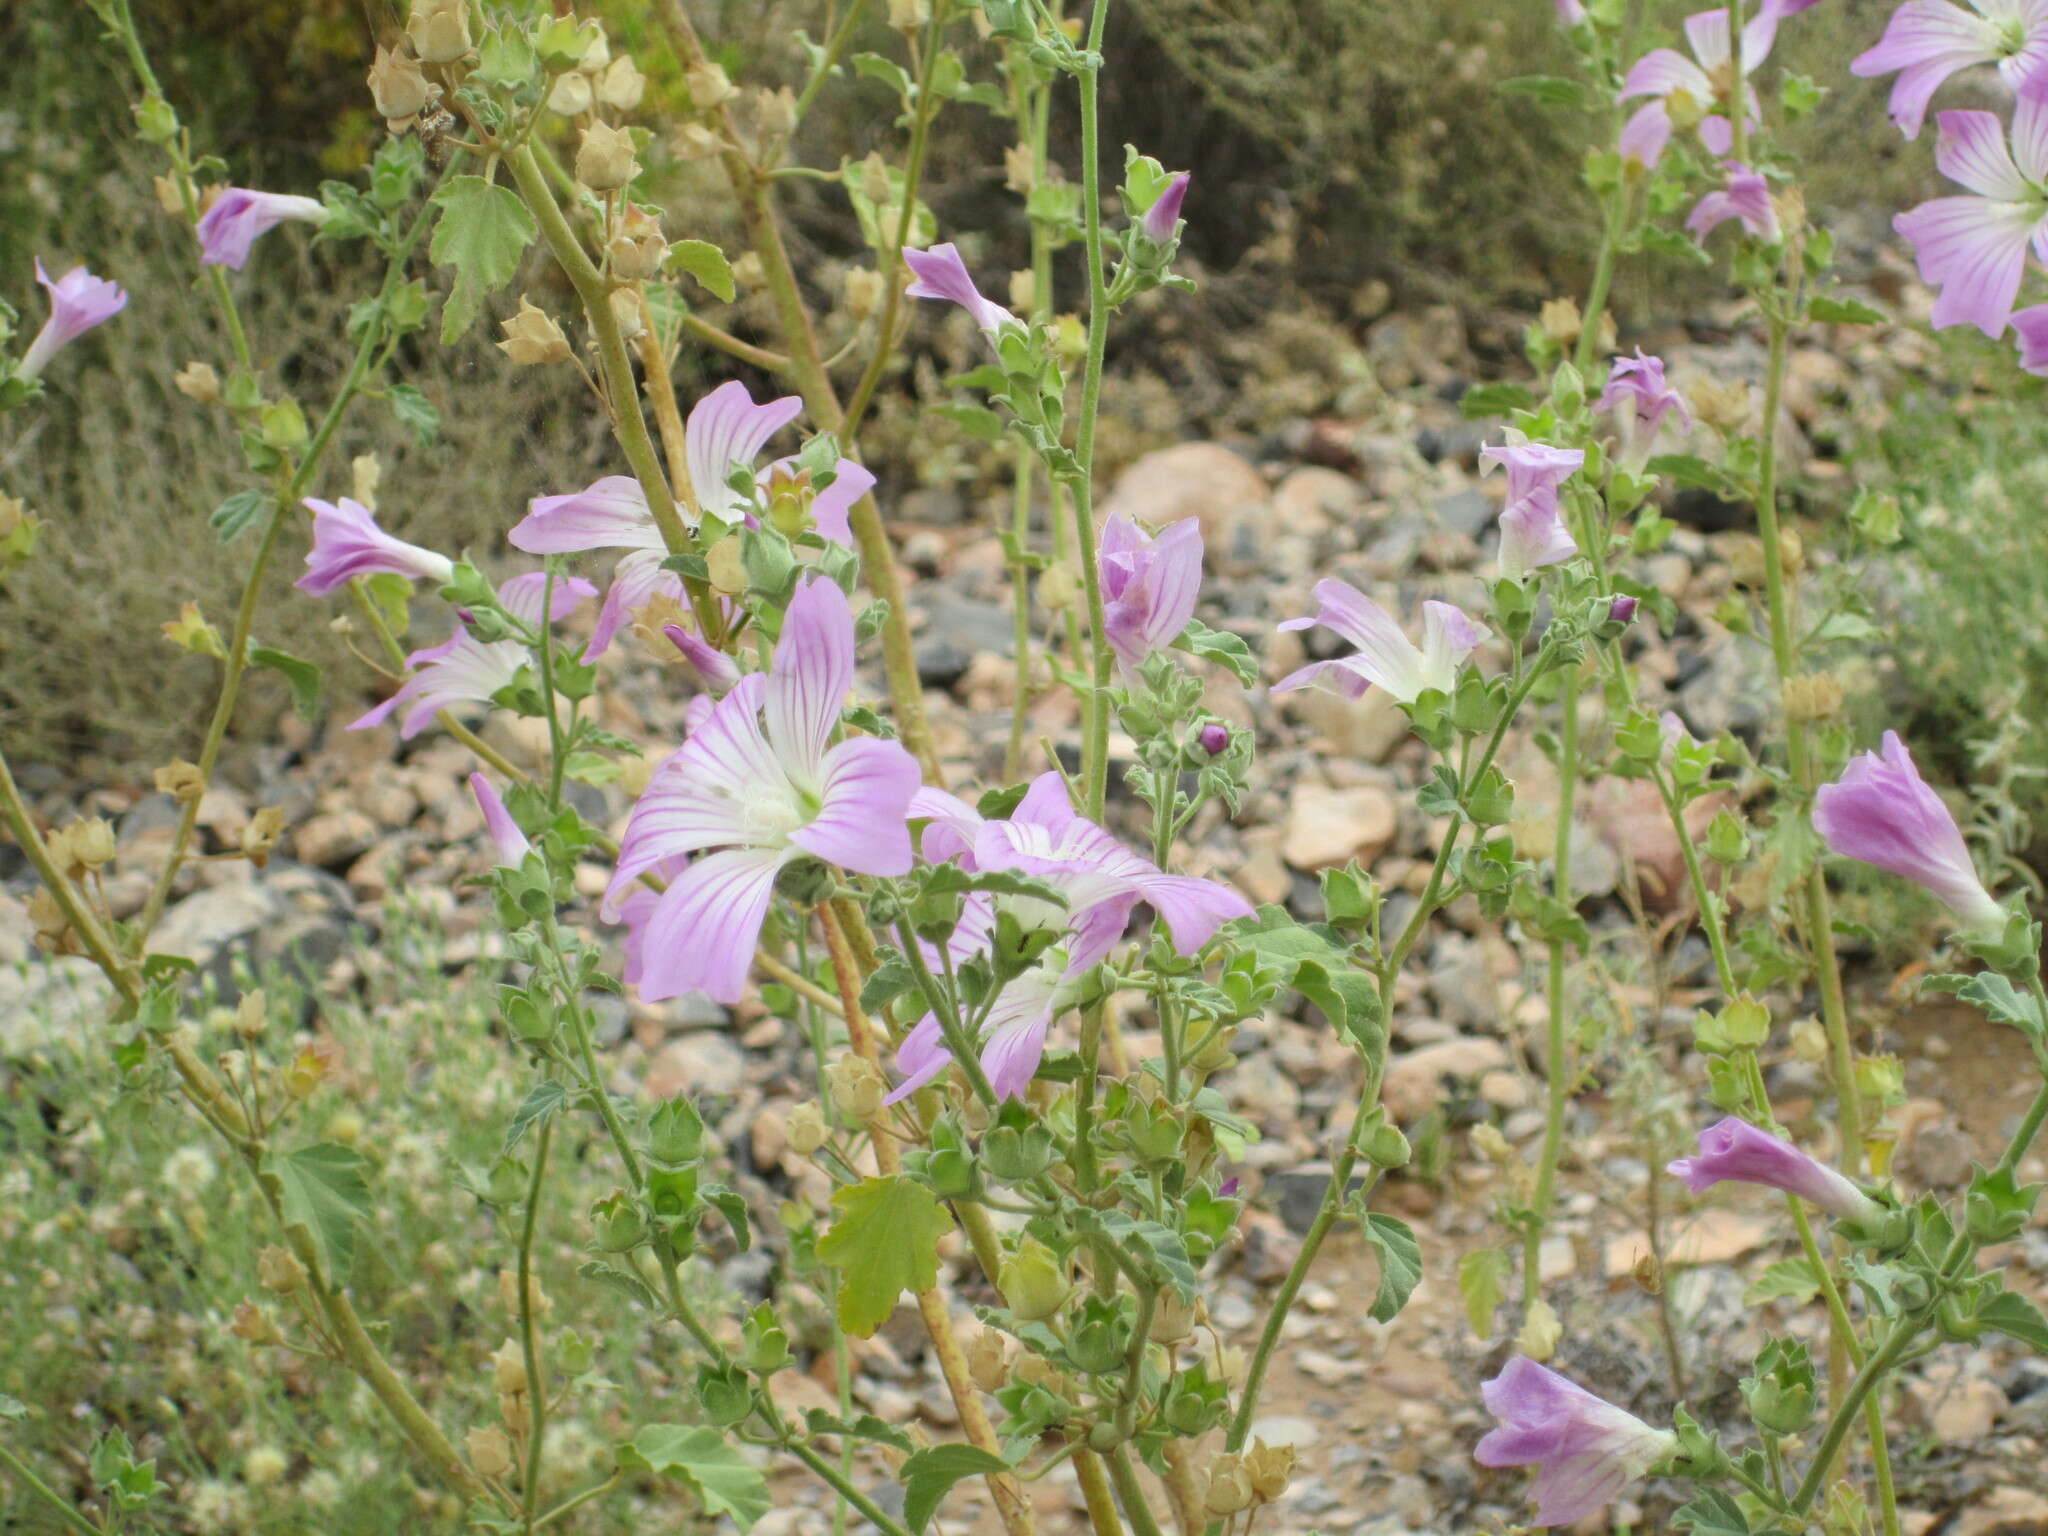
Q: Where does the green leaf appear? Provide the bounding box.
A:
[210,489,271,543]
[247,644,323,722]
[1176,617,1259,687]
[1673,1489,1750,1536]
[503,1079,567,1154]
[1809,294,1886,326]
[802,1409,915,1454]
[1920,972,2045,1038]
[816,1175,949,1336]
[1362,1212,1422,1323]
[1982,1290,2048,1353]
[671,239,735,303]
[1458,1248,1509,1339]
[1458,381,1536,419]
[387,382,440,446]
[901,1444,1011,1533]
[266,1142,373,1285]
[578,1260,660,1311]
[0,1394,26,1421]
[1744,1257,1823,1308]
[617,1424,772,1531]
[1644,453,1733,491]
[851,51,914,100]
[429,175,537,344]
[932,402,1006,442]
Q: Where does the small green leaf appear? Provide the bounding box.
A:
[248,644,323,722]
[932,402,1006,442]
[210,489,271,543]
[1673,1489,1750,1536]
[816,1175,949,1336]
[504,1079,567,1154]
[1744,1257,1823,1308]
[1362,1212,1422,1323]
[1920,972,2045,1038]
[617,1424,772,1531]
[1176,617,1259,687]
[1808,294,1886,326]
[429,175,537,343]
[1459,381,1536,419]
[1644,453,1732,492]
[387,382,440,446]
[901,1444,1012,1533]
[851,51,914,100]
[1982,1290,2048,1353]
[671,239,736,303]
[266,1142,373,1285]
[1458,1248,1509,1339]
[578,1260,659,1311]
[801,1409,915,1454]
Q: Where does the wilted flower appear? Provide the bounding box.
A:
[1813,729,2005,930]
[406,0,470,64]
[1617,6,1783,171]
[1596,349,1694,436]
[1480,442,1583,581]
[367,45,432,121]
[604,577,921,1004]
[575,121,640,192]
[497,298,572,365]
[1275,581,1487,704]
[904,243,1023,335]
[197,189,328,270]
[1099,514,1203,679]
[467,774,532,868]
[1893,86,2048,336]
[296,496,454,595]
[1687,161,1780,242]
[1852,0,2048,139]
[16,260,128,382]
[1668,1116,1884,1221]
[1139,171,1191,246]
[1476,1357,1676,1528]
[350,572,596,739]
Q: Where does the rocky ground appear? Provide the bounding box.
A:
[6,250,2048,1533]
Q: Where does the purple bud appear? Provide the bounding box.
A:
[1140,172,1190,246]
[1198,722,1230,756]
[1607,595,1638,626]
[455,608,478,627]
[1218,1177,1241,1199]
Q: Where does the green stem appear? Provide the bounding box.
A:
[517,1116,554,1531]
[1792,1321,1915,1516]
[0,1440,104,1536]
[1071,0,1117,820]
[1526,660,1581,1309]
[1103,1444,1168,1536]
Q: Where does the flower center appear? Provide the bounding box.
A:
[1997,19,2028,58]
[736,782,807,845]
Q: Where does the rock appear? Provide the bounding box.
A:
[1382,1038,1511,1122]
[1427,939,1497,1031]
[1899,1115,1975,1190]
[1432,486,1496,538]
[0,957,118,1054]
[1268,1161,1371,1234]
[1249,1414,1322,1449]
[1279,687,1412,765]
[1282,784,1398,871]
[0,892,31,966]
[1270,466,1366,536]
[1604,1210,1772,1275]
[1675,637,1774,740]
[1951,1486,2048,1536]
[291,810,379,870]
[1908,1363,2006,1442]
[1101,442,1268,549]
[151,863,360,1000]
[913,590,1015,688]
[645,1032,748,1099]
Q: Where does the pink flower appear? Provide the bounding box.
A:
[1668,1116,1883,1221]
[196,188,328,270]
[296,497,454,595]
[1596,349,1694,436]
[510,382,872,657]
[1607,594,1640,625]
[1687,161,1781,242]
[604,577,921,1004]
[1557,0,1589,22]
[350,572,597,739]
[1275,581,1487,703]
[467,773,532,868]
[1139,172,1191,246]
[903,243,1021,335]
[17,260,128,382]
[1852,0,2048,139]
[1893,86,2048,336]
[1476,1358,1675,1528]
[1198,722,1231,755]
[1480,443,1582,581]
[2014,301,2048,369]
[1099,514,1204,679]
[1617,6,1782,171]
[1813,729,2004,929]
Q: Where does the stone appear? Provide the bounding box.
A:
[1951,1486,2048,1536]
[150,862,360,1000]
[1101,442,1268,549]
[1603,1210,1772,1275]
[0,957,118,1054]
[1248,1414,1321,1449]
[1282,784,1398,871]
[1269,1161,1372,1234]
[645,1032,749,1099]
[1270,465,1366,536]
[1432,486,1496,538]
[292,810,379,870]
[1899,1116,1975,1190]
[1382,1038,1511,1122]
[913,590,1015,688]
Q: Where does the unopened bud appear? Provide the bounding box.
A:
[608,204,669,279]
[1538,297,1582,346]
[466,1426,514,1479]
[1472,1122,1513,1163]
[687,61,737,110]
[155,760,207,804]
[257,1245,308,1293]
[966,1327,1009,1393]
[491,1338,528,1396]
[547,70,594,116]
[1008,269,1037,314]
[242,806,286,867]
[859,153,891,203]
[406,0,470,65]
[599,55,647,112]
[607,286,646,342]
[174,361,221,403]
[845,267,886,323]
[1188,1023,1237,1074]
[497,298,572,366]
[998,1236,1070,1322]
[1197,722,1231,756]
[1783,671,1841,724]
[1003,144,1037,195]
[754,86,797,137]
[576,31,612,74]
[368,45,433,121]
[672,123,723,160]
[828,1055,887,1123]
[69,818,116,869]
[1514,1296,1561,1362]
[230,1301,281,1344]
[497,1266,553,1319]
[1149,1291,1199,1344]
[282,1042,333,1099]
[1244,1439,1297,1503]
[1204,1455,1255,1517]
[787,1100,829,1156]
[1606,594,1638,627]
[576,121,639,192]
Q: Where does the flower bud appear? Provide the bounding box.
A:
[497,298,572,366]
[576,31,612,74]
[786,1100,829,1156]
[1008,269,1037,314]
[257,1245,308,1293]
[998,1236,1070,1322]
[966,1327,1010,1393]
[547,70,594,116]
[1204,1455,1255,1517]
[600,55,647,112]
[672,123,723,160]
[705,535,747,595]
[859,153,892,203]
[754,86,797,137]
[406,0,470,65]
[1607,594,1638,627]
[1003,144,1037,195]
[608,204,669,279]
[1538,296,1582,346]
[828,1055,887,1123]
[368,46,433,121]
[687,60,737,110]
[1515,1295,1562,1361]
[242,806,285,867]
[1243,1439,1297,1503]
[498,1266,553,1320]
[230,1300,280,1344]
[133,94,180,143]
[845,267,886,323]
[1197,722,1231,756]
[491,1338,528,1396]
[1783,671,1842,723]
[282,1042,334,1100]
[890,0,932,24]
[174,360,221,403]
[155,760,207,804]
[575,121,640,192]
[1472,1122,1513,1163]
[466,1427,514,1480]
[27,887,73,952]
[1149,1291,1199,1344]
[1188,1023,1237,1074]
[607,286,647,343]
[69,818,116,869]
